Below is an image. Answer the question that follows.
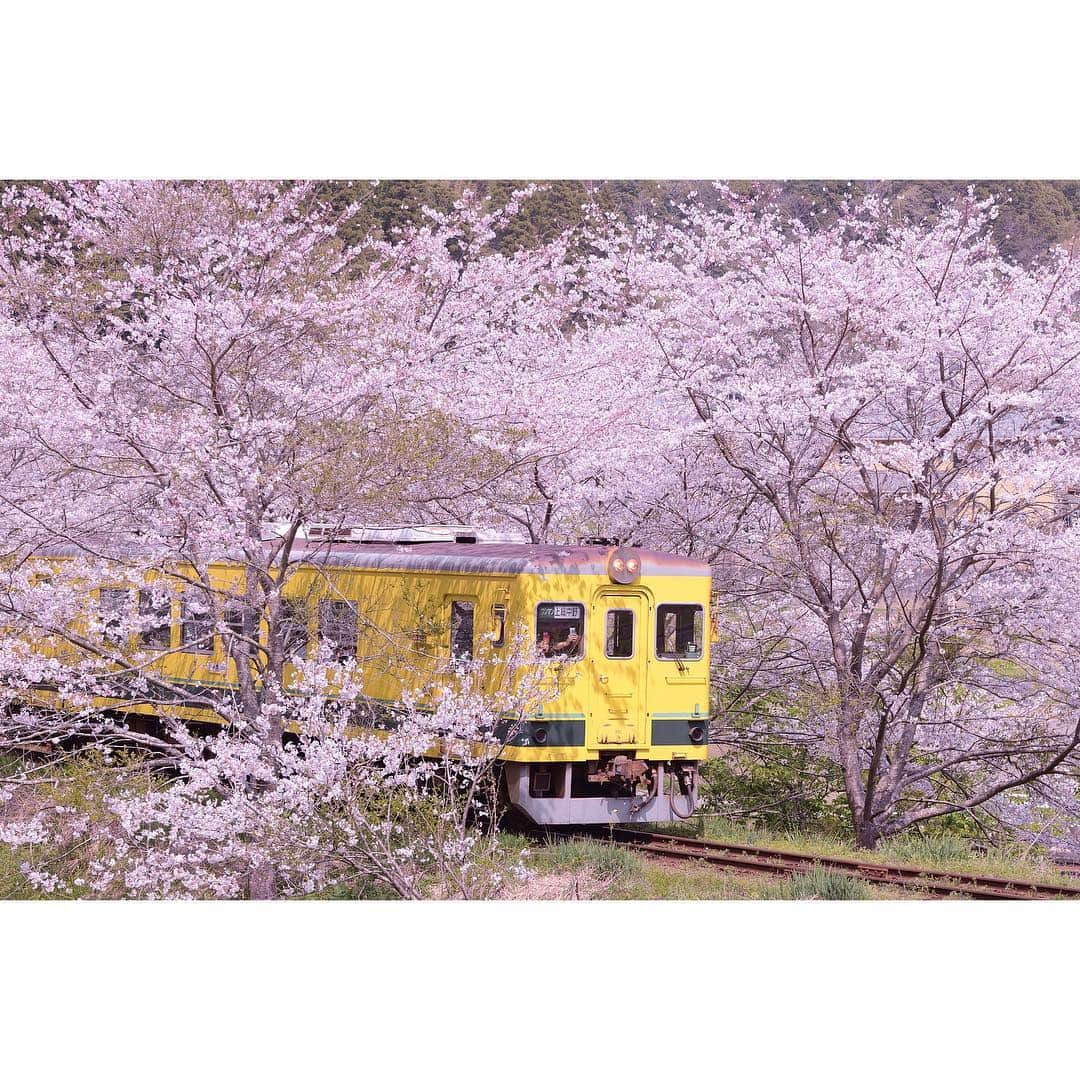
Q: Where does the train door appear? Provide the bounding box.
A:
[588,590,647,749]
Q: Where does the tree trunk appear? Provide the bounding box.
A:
[249,860,277,900]
[854,818,880,851]
[836,697,879,849]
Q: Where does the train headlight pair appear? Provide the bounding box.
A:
[607,548,640,584]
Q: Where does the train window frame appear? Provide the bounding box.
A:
[604,608,635,659]
[318,599,359,662]
[449,600,475,661]
[98,587,133,646]
[535,601,585,662]
[654,603,705,662]
[281,598,311,663]
[179,593,215,654]
[491,603,506,648]
[137,588,173,651]
[222,599,258,658]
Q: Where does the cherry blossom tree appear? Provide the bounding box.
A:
[0,180,569,895]
[550,190,1080,848]
[0,644,550,899]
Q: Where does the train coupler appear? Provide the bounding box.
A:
[586,754,650,792]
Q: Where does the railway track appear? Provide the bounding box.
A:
[582,827,1080,900]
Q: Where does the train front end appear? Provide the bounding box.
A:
[502,545,711,826]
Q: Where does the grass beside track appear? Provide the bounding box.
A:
[512,836,880,899]
[687,818,1076,888]
[508,820,1080,900]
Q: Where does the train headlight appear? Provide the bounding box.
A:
[608,547,641,584]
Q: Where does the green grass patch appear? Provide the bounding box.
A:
[515,834,891,899]
[767,868,873,900]
[305,880,402,901]
[525,837,641,884]
[678,817,1074,887]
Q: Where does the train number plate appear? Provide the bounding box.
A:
[541,604,581,620]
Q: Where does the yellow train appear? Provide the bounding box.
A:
[21,527,712,826]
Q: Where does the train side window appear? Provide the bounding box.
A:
[655,604,704,661]
[222,600,258,657]
[137,589,172,650]
[99,588,132,646]
[450,601,475,660]
[491,604,506,648]
[281,599,311,662]
[180,594,214,654]
[605,609,634,659]
[536,602,584,660]
[318,600,358,662]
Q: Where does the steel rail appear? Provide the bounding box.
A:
[583,827,1080,900]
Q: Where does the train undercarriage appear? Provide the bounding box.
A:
[503,758,699,826]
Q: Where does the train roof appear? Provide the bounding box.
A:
[28,540,711,579]
[288,541,711,578]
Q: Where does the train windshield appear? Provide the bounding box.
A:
[656,603,704,660]
[536,602,584,660]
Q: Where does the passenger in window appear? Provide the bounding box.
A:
[552,627,581,657]
[535,603,585,660]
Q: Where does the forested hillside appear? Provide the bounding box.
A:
[316,179,1080,264]
[6,179,1075,264]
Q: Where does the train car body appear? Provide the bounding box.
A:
[18,533,712,826]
